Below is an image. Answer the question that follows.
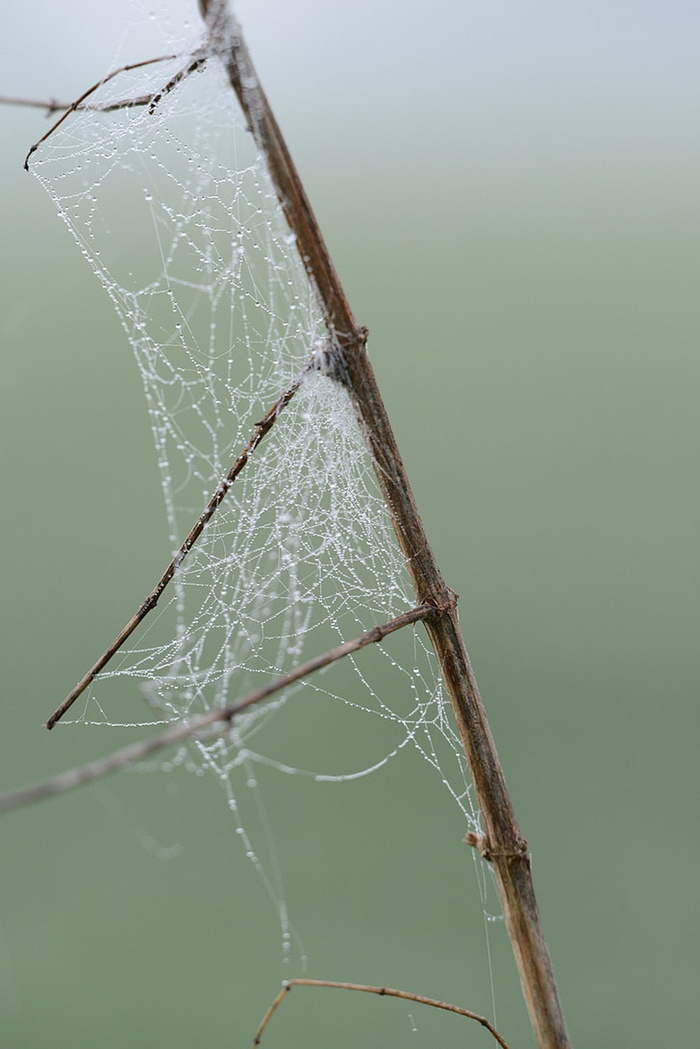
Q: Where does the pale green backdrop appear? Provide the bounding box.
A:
[1,3,698,1047]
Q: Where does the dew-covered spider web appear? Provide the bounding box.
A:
[31,3,490,960]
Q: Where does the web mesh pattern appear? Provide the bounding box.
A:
[32,21,480,929]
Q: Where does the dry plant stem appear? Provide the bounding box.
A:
[22,55,180,170]
[0,94,156,114]
[0,604,431,814]
[254,979,511,1049]
[200,2,572,1046]
[0,96,72,112]
[46,366,308,729]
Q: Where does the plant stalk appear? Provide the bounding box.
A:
[200,2,572,1045]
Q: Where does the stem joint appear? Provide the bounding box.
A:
[464,831,530,864]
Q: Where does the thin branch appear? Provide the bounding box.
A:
[0,94,157,115]
[198,3,571,1047]
[47,363,310,730]
[147,55,207,115]
[0,604,432,815]
[22,53,180,170]
[253,979,511,1049]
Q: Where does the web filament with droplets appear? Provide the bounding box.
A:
[32,28,481,954]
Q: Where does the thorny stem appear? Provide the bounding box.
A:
[0,605,431,814]
[253,979,512,1049]
[46,365,309,729]
[199,1,572,1046]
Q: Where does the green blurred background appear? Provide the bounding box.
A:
[1,2,698,1046]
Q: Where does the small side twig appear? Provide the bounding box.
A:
[147,55,207,114]
[0,603,432,815]
[0,94,157,115]
[22,53,179,170]
[46,364,310,730]
[253,979,511,1049]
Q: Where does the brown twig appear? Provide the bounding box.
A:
[0,94,157,115]
[253,979,511,1049]
[46,363,310,730]
[197,2,571,1046]
[0,95,72,113]
[0,604,432,814]
[22,53,180,170]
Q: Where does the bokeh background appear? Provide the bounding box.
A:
[1,2,698,1046]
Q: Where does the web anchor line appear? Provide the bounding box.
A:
[1,604,432,815]
[46,363,312,731]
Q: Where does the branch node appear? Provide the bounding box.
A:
[464,831,529,863]
[420,586,458,620]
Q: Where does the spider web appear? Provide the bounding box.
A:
[31,7,483,955]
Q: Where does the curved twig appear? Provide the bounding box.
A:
[253,979,511,1049]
